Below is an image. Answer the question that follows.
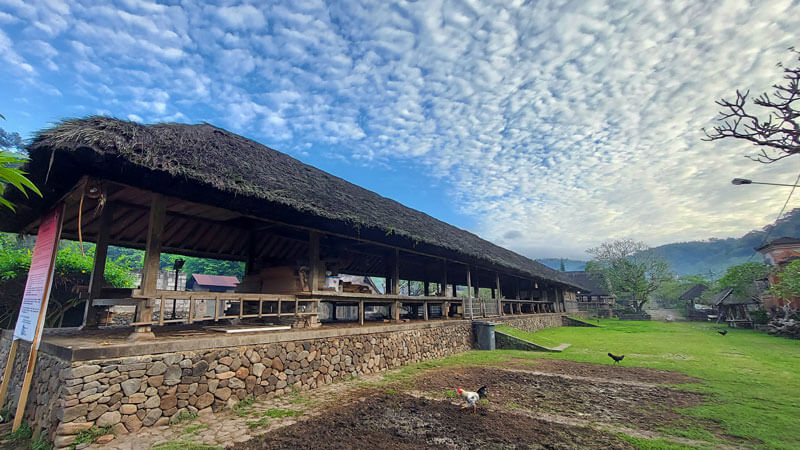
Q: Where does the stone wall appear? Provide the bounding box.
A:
[0,333,70,434]
[493,313,566,333]
[45,323,472,448]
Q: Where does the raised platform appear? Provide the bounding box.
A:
[4,319,476,362]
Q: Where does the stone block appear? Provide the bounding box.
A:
[58,404,88,423]
[55,422,94,436]
[142,408,162,426]
[146,361,167,376]
[214,387,231,401]
[195,393,214,409]
[61,365,100,380]
[96,410,122,427]
[121,379,141,397]
[87,404,109,421]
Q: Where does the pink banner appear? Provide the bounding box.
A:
[13,205,64,344]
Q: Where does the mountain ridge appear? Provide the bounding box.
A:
[537,209,800,277]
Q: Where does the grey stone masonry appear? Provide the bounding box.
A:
[3,321,477,449]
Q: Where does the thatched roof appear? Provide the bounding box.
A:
[564,271,610,296]
[1,116,578,288]
[678,284,708,302]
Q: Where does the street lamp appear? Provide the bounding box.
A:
[731,178,800,187]
[171,259,186,319]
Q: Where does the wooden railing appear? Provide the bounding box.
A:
[130,290,317,327]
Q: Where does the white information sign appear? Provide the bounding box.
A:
[12,205,63,345]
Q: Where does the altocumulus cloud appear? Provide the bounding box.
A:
[1,0,799,258]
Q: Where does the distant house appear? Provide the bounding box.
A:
[679,284,712,321]
[565,271,615,317]
[187,274,240,292]
[756,237,800,310]
[714,287,760,328]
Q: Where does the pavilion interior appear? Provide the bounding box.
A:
[23,177,568,333]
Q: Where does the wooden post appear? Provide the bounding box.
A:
[393,301,400,321]
[130,194,166,340]
[84,202,114,328]
[495,272,502,316]
[0,339,19,409]
[358,300,364,326]
[244,229,256,276]
[441,259,448,296]
[188,295,195,323]
[390,249,399,295]
[466,266,473,320]
[423,302,429,321]
[308,231,320,293]
[515,278,521,300]
[443,301,450,319]
[424,281,429,297]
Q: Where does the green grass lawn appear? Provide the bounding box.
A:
[493,320,800,449]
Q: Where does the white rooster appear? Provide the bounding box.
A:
[457,386,488,414]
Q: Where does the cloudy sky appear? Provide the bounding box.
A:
[1,0,799,259]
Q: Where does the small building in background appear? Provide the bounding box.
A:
[564,271,615,317]
[756,237,800,310]
[714,287,761,328]
[187,274,240,292]
[680,284,712,321]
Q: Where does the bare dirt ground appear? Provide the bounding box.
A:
[238,393,636,449]
[236,360,748,450]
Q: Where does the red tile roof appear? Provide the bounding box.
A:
[191,274,239,288]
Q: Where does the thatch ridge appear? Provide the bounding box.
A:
[16,116,576,287]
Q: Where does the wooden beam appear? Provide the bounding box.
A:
[140,195,166,296]
[441,259,448,296]
[466,266,473,320]
[130,194,166,340]
[388,248,399,295]
[359,300,364,326]
[84,202,115,328]
[495,272,502,316]
[309,231,321,293]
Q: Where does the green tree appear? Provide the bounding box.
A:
[587,239,672,313]
[0,234,136,328]
[718,262,770,300]
[769,259,800,300]
[651,274,710,308]
[0,117,41,211]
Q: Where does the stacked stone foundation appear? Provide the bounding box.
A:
[1,321,473,448]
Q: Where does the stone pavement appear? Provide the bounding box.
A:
[90,371,385,449]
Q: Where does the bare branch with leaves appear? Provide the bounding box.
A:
[703,48,800,163]
[587,239,672,313]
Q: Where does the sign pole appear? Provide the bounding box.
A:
[0,339,20,407]
[2,204,64,431]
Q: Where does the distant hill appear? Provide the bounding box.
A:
[538,209,800,278]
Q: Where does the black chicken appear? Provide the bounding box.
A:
[608,352,624,365]
[717,330,728,336]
